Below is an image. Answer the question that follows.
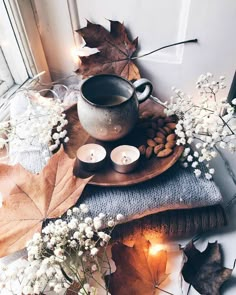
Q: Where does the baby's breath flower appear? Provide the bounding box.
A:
[196,143,202,149]
[107,220,115,227]
[91,264,97,272]
[194,169,201,178]
[192,161,199,168]
[205,173,212,180]
[67,209,72,216]
[80,204,89,213]
[0,204,122,294]
[116,213,124,221]
[209,168,215,174]
[90,247,99,256]
[98,212,105,219]
[187,155,193,162]
[84,217,92,224]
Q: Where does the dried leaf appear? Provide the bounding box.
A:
[76,20,140,80]
[182,240,234,295]
[0,147,92,257]
[65,282,81,295]
[106,236,169,295]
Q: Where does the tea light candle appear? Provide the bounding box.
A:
[76,143,106,171]
[110,145,140,173]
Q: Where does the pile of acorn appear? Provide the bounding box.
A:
[137,112,178,159]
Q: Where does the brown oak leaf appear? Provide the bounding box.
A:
[76,20,140,81]
[106,236,169,295]
[182,240,234,295]
[0,147,92,257]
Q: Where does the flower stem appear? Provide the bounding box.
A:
[219,115,235,135]
[215,146,236,187]
[215,145,236,211]
[132,39,198,60]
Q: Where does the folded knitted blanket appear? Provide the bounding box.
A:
[78,162,223,222]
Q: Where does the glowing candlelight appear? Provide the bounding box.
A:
[71,47,81,66]
[149,244,165,256]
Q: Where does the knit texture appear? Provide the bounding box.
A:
[78,162,223,222]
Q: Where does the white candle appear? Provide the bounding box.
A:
[76,144,106,171]
[110,145,140,173]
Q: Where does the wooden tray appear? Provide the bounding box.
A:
[64,100,184,187]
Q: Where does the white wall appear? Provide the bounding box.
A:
[33,0,236,99]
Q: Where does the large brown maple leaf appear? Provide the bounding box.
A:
[0,148,92,257]
[76,20,140,80]
[182,240,234,295]
[106,236,169,295]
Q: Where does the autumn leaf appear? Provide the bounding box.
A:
[0,147,92,257]
[76,20,140,81]
[106,236,169,295]
[65,282,81,295]
[182,240,234,295]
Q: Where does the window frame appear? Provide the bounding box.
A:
[0,0,51,120]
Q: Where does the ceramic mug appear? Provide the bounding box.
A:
[77,74,153,141]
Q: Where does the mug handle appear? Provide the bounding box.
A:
[133,78,153,103]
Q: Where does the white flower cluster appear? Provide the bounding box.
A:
[164,73,236,179]
[0,90,69,163]
[0,205,124,295]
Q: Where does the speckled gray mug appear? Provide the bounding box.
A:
[78,74,153,141]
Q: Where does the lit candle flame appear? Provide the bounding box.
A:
[149,244,165,255]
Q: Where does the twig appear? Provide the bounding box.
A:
[132,39,198,60]
[219,115,235,135]
[187,284,192,295]
[215,146,236,187]
[155,285,174,295]
[214,146,236,212]
[225,193,236,211]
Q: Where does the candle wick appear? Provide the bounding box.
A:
[121,153,130,164]
[89,150,96,162]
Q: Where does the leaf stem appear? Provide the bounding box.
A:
[187,284,192,295]
[132,39,198,60]
[155,285,174,295]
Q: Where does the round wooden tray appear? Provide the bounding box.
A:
[64,100,184,187]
